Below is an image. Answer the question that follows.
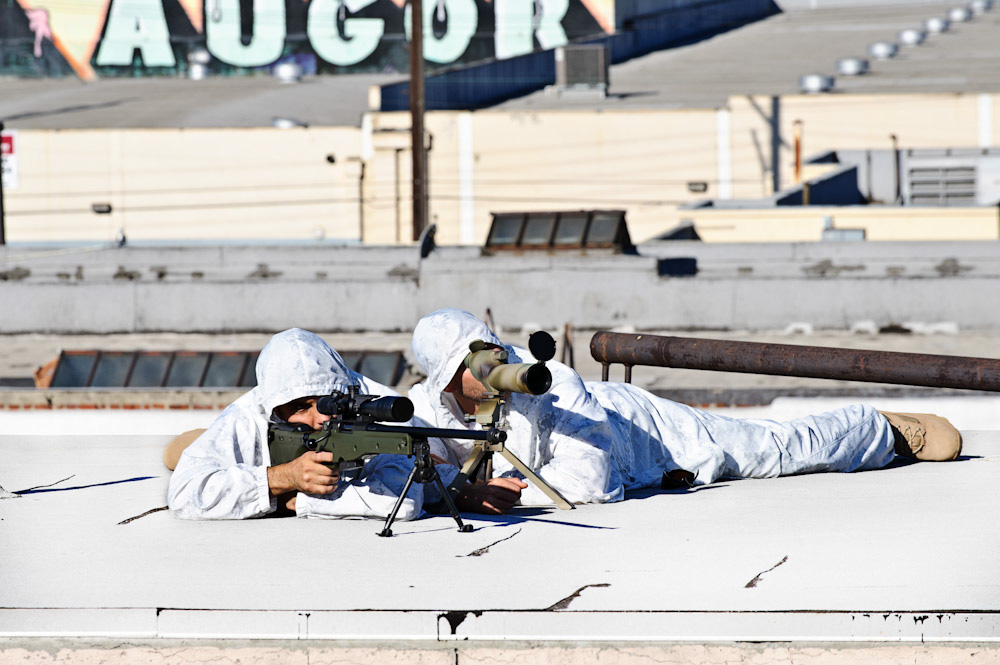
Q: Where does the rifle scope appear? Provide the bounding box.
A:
[316,392,414,423]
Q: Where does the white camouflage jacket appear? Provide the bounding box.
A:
[167,328,456,520]
[408,309,733,505]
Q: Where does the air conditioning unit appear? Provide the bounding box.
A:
[554,45,609,95]
[901,149,1000,206]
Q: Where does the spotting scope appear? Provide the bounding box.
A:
[464,330,557,396]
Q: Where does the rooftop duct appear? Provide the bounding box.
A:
[971,0,993,14]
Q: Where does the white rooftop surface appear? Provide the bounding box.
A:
[1,395,998,643]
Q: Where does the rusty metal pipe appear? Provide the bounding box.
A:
[590,331,1000,392]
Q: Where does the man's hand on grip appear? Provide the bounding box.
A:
[268,451,340,496]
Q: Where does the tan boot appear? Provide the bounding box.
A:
[163,429,206,470]
[879,412,962,461]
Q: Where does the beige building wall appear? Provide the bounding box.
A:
[689,206,1000,243]
[361,108,722,245]
[402,92,1000,245]
[5,92,999,245]
[728,93,998,199]
[5,127,363,244]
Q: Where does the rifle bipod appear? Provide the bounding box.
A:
[378,439,473,537]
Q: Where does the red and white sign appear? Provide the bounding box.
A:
[1,130,18,189]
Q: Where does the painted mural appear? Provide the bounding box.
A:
[0,0,612,79]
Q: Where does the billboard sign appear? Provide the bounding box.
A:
[1,130,18,189]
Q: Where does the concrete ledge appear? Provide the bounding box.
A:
[2,609,998,642]
[0,389,246,410]
[2,639,998,665]
[4,242,1000,333]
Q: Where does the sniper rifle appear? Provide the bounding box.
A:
[268,386,506,536]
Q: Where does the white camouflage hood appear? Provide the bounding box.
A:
[411,308,510,405]
[254,328,357,418]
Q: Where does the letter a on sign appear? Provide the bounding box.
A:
[1,131,18,189]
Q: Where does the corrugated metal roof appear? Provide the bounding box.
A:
[500,2,1000,111]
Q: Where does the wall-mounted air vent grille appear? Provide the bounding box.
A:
[907,166,977,206]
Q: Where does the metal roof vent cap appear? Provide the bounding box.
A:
[949,6,973,21]
[188,48,211,65]
[273,61,303,84]
[898,28,926,46]
[925,17,951,33]
[272,117,306,129]
[799,74,835,93]
[186,47,211,80]
[971,0,993,14]
[836,58,869,76]
[869,42,899,59]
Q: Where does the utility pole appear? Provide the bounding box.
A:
[770,96,781,195]
[0,121,6,245]
[409,0,427,241]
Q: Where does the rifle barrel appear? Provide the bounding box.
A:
[364,422,506,443]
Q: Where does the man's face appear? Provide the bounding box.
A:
[274,396,331,430]
[444,365,490,415]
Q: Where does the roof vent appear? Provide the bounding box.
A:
[188,48,211,65]
[869,42,899,59]
[272,117,306,129]
[924,17,951,33]
[273,61,303,84]
[485,210,633,253]
[187,48,210,80]
[799,74,835,93]
[971,0,993,14]
[554,45,609,95]
[836,58,869,76]
[948,7,972,22]
[898,29,926,46]
[35,349,407,389]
